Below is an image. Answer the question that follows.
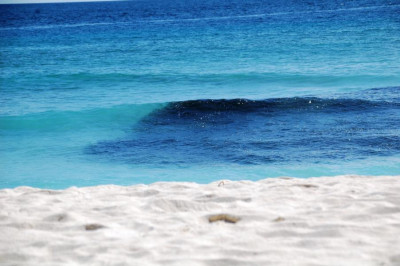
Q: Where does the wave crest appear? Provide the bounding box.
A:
[88,93,400,166]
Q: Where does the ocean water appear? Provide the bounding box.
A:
[0,0,399,189]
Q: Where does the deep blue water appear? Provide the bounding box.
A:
[1,0,399,188]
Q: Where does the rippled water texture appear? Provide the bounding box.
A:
[0,0,399,188]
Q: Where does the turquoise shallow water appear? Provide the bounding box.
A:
[0,0,399,188]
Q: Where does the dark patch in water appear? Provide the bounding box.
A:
[87,94,400,166]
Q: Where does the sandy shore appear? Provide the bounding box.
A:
[1,175,399,266]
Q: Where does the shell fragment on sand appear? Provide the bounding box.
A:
[208,214,240,223]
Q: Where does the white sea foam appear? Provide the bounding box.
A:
[0,0,119,4]
[0,22,121,31]
[139,4,400,24]
[1,175,399,265]
[2,4,399,31]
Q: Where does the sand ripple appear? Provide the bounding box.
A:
[1,175,399,266]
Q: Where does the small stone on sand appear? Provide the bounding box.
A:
[85,224,105,231]
[273,217,285,222]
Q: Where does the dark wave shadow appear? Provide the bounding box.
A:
[86,91,400,166]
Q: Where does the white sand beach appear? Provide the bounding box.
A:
[1,175,399,266]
